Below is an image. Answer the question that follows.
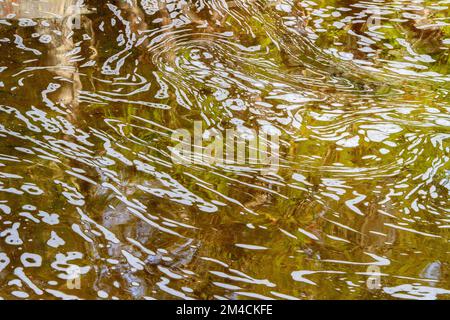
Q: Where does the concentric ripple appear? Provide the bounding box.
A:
[0,0,448,300]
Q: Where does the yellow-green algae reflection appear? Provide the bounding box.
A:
[0,0,449,300]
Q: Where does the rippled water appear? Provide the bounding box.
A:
[0,0,449,300]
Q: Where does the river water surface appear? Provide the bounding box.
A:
[0,0,449,300]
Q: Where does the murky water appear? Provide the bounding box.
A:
[0,0,449,300]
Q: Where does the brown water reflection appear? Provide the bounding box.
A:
[0,0,448,300]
